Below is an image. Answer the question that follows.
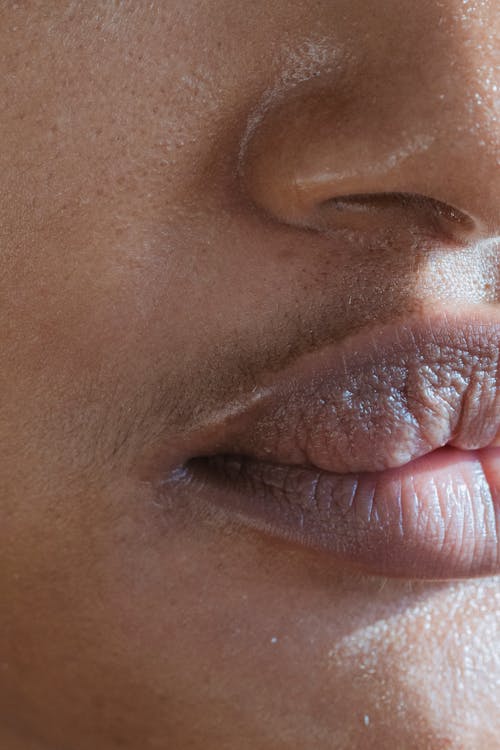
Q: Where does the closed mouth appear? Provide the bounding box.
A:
[158,308,500,580]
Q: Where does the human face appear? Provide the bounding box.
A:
[1,1,499,748]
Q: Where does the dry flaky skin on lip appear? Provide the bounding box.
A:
[198,311,500,474]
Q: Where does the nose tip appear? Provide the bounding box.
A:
[239,9,500,241]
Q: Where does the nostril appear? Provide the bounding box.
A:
[307,191,478,243]
[323,193,473,226]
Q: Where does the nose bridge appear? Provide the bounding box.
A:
[240,2,500,236]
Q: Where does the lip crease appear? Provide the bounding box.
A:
[162,308,500,580]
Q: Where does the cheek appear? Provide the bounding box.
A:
[325,583,500,746]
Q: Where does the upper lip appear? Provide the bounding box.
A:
[177,307,500,473]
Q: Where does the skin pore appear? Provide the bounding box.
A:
[1,1,499,748]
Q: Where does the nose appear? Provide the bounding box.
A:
[240,2,499,241]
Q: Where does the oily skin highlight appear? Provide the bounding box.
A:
[0,1,499,748]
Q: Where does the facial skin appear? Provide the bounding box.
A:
[1,1,499,748]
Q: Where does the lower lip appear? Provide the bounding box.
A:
[180,446,500,579]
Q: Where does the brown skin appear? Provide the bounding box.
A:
[1,1,499,748]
